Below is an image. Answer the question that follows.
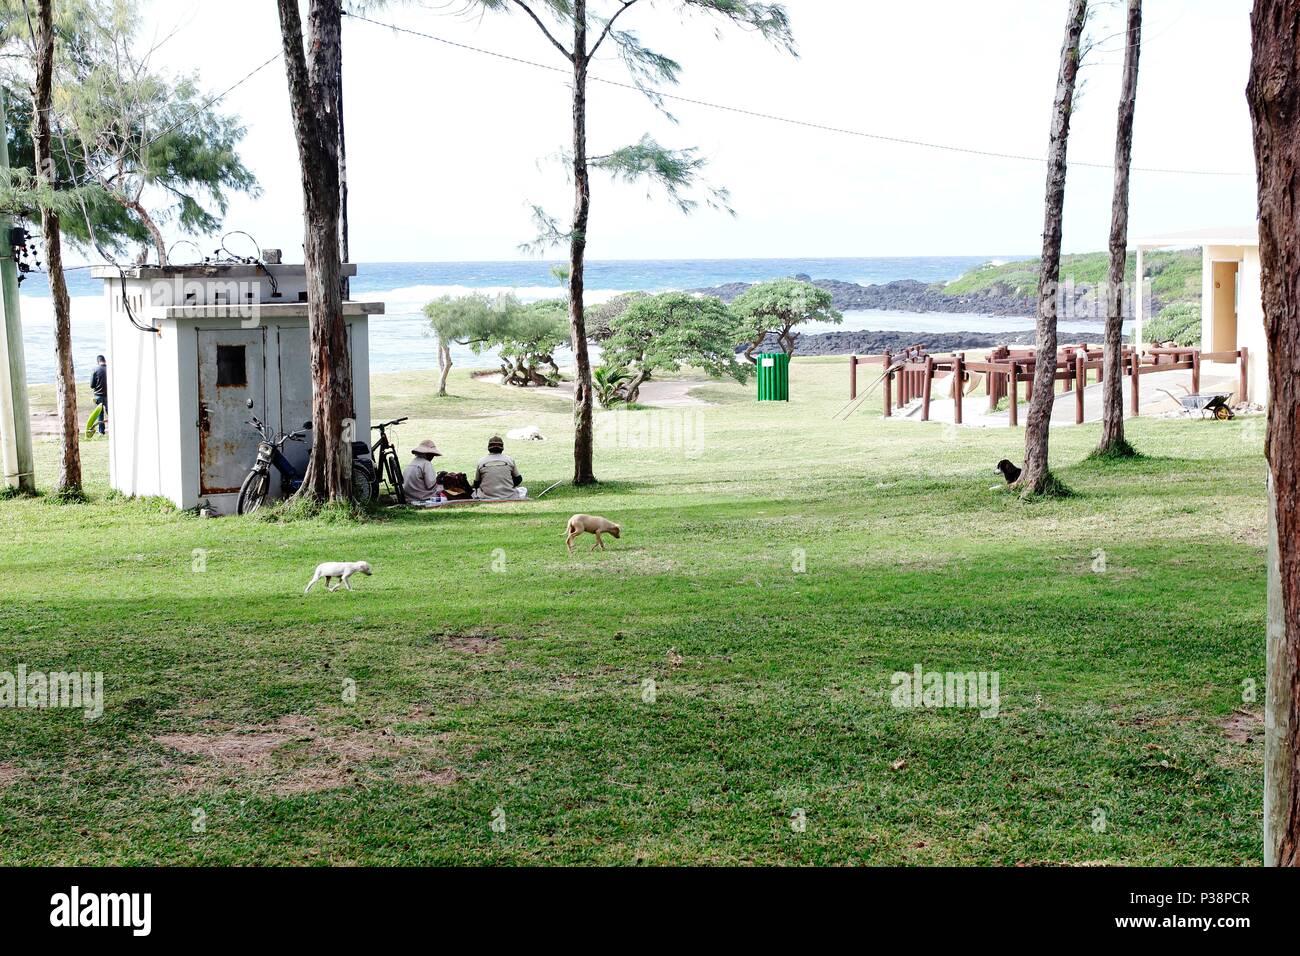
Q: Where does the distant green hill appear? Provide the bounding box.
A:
[941,248,1202,309]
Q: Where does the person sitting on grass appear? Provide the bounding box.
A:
[473,435,525,500]
[402,439,445,504]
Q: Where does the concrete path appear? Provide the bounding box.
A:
[552,378,712,408]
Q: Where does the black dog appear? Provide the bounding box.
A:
[995,459,1022,484]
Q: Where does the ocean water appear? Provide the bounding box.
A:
[15,255,1089,385]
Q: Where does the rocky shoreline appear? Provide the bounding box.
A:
[741,328,1106,357]
[695,274,1039,316]
[695,273,1149,319]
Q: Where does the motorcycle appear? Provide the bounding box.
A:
[236,399,377,514]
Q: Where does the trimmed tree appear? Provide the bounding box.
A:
[425,293,568,390]
[485,299,569,387]
[730,279,841,362]
[424,293,513,396]
[276,0,353,503]
[604,291,751,403]
[472,0,795,485]
[1096,0,1142,458]
[1018,0,1088,497]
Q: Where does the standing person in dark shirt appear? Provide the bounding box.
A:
[90,355,107,435]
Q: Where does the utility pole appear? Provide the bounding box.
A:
[0,92,35,494]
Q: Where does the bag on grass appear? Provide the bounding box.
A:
[437,471,474,500]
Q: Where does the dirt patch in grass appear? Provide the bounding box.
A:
[153,714,458,795]
[1216,709,1263,745]
[0,763,22,789]
[441,632,501,654]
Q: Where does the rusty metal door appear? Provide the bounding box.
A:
[197,329,265,495]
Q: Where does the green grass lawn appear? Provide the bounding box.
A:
[0,359,1266,865]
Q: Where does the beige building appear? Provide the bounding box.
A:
[1133,225,1266,406]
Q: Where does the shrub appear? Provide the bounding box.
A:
[1144,302,1201,347]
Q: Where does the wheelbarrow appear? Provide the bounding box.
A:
[1177,392,1235,420]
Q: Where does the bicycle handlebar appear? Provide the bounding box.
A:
[372,417,408,430]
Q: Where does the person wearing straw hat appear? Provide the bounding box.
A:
[402,439,445,504]
[472,435,525,500]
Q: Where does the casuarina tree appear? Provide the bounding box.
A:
[472,0,795,485]
[1096,0,1141,459]
[1018,0,1088,497]
[276,0,354,503]
[33,0,79,496]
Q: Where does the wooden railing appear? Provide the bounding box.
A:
[847,344,1249,427]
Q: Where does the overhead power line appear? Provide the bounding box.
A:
[343,10,1250,179]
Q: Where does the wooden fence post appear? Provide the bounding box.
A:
[849,355,857,400]
[882,350,892,417]
[1239,345,1249,405]
[954,353,964,426]
[1129,351,1140,416]
[1191,349,1200,395]
[1075,354,1085,425]
[1009,362,1019,427]
[921,356,934,421]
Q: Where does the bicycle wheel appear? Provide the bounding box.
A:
[236,470,270,515]
[385,452,405,504]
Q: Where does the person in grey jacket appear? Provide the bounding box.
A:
[472,436,524,499]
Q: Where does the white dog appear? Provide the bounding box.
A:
[304,560,373,593]
[566,514,621,554]
[506,425,545,441]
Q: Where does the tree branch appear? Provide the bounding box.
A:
[511,0,573,60]
[589,0,640,58]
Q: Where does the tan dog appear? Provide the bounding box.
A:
[566,514,621,554]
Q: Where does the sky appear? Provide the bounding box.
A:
[134,0,1259,263]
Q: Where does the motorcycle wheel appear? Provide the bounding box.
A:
[384,453,405,505]
[237,470,270,515]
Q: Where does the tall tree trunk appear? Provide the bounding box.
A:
[337,31,349,300]
[1097,0,1141,456]
[277,0,353,502]
[1249,0,1300,866]
[33,0,80,495]
[568,1,596,485]
[1019,0,1088,495]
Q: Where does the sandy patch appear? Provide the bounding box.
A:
[0,763,22,789]
[153,714,457,795]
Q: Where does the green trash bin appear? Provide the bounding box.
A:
[756,352,790,402]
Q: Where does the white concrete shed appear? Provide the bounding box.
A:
[90,261,383,514]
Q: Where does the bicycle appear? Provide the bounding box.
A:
[370,417,408,504]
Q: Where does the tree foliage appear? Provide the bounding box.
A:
[425,293,569,387]
[730,279,841,360]
[604,290,749,402]
[0,0,257,263]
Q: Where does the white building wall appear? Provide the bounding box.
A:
[1239,246,1267,407]
[1198,243,1266,405]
